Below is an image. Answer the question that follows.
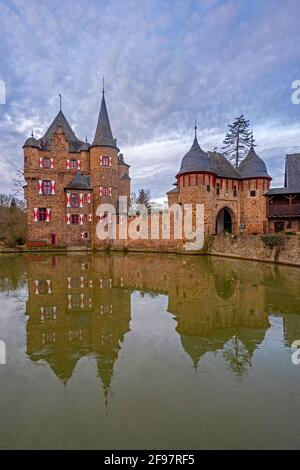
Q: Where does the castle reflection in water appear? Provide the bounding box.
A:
[22,253,300,393]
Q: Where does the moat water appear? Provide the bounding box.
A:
[0,252,300,449]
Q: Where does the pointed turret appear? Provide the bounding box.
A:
[177,124,213,176]
[238,145,270,179]
[92,88,117,149]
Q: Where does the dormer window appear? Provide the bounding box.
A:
[42,158,51,169]
[250,190,256,197]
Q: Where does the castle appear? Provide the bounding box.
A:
[23,91,300,248]
[24,89,131,247]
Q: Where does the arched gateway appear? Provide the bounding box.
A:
[216,207,235,235]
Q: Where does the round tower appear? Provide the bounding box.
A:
[239,145,272,234]
[175,125,216,235]
[89,88,120,235]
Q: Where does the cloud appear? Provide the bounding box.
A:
[0,0,300,197]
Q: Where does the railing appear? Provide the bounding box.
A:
[268,203,300,217]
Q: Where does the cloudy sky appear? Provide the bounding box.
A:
[0,0,300,199]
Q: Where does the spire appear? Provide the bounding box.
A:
[92,85,117,148]
[59,94,62,112]
[194,118,197,140]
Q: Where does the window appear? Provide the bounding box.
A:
[38,280,48,295]
[42,180,52,195]
[233,186,237,197]
[250,190,256,197]
[69,159,78,170]
[216,183,220,195]
[71,193,79,208]
[102,156,110,166]
[38,208,47,222]
[207,185,211,192]
[70,278,80,288]
[84,232,88,239]
[102,187,110,196]
[42,158,51,169]
[71,214,79,225]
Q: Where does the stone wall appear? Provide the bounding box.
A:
[209,233,300,266]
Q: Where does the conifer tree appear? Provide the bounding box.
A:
[136,189,151,212]
[222,115,252,169]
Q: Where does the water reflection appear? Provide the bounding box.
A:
[21,252,300,390]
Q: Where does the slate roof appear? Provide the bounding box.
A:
[265,153,300,196]
[177,135,270,180]
[23,137,40,148]
[37,110,85,152]
[177,135,213,176]
[120,173,131,181]
[167,187,179,194]
[92,92,118,149]
[285,154,300,190]
[238,145,270,179]
[208,151,240,179]
[65,172,92,190]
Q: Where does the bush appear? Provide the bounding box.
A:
[261,233,284,249]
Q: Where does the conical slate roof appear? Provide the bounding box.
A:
[238,145,270,179]
[38,110,85,152]
[177,135,213,176]
[23,136,40,148]
[92,92,117,149]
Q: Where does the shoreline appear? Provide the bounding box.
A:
[1,233,300,268]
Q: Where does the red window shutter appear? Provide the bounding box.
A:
[99,187,103,196]
[79,214,84,225]
[66,214,71,225]
[77,160,81,170]
[108,157,112,166]
[226,179,229,190]
[88,214,92,222]
[66,193,71,207]
[38,180,43,194]
[66,159,70,169]
[51,181,56,195]
[109,187,112,197]
[99,156,102,165]
[87,193,91,204]
[81,232,85,239]
[50,158,54,169]
[33,208,38,222]
[46,208,51,222]
[39,158,43,168]
[79,193,84,208]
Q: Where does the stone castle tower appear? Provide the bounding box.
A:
[167,126,272,235]
[23,89,130,247]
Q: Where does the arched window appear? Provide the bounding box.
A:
[42,157,51,169]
